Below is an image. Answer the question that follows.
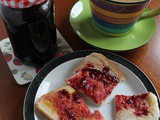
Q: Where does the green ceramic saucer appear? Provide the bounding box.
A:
[69,0,157,51]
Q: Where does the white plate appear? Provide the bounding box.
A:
[24,50,159,120]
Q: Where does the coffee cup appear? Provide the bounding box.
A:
[89,0,160,36]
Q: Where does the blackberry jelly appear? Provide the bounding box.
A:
[0,0,57,66]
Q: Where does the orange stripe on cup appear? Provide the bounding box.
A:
[92,9,140,24]
[90,1,145,19]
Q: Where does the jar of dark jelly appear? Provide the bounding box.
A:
[0,0,57,67]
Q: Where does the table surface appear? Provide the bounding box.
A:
[0,0,160,119]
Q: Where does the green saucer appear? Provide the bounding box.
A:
[69,0,157,51]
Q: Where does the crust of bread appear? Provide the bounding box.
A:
[36,99,59,120]
[74,53,125,81]
[35,86,76,120]
[145,92,160,119]
[115,92,160,120]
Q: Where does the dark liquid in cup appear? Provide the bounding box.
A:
[0,0,57,67]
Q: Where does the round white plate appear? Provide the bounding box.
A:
[24,50,159,120]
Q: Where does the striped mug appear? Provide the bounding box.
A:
[90,0,160,36]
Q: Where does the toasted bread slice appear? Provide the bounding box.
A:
[36,86,91,120]
[74,53,125,82]
[66,53,125,105]
[83,110,105,120]
[115,92,160,120]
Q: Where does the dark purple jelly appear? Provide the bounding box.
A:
[82,67,119,83]
[0,0,57,67]
[65,107,75,120]
[59,89,70,99]
[72,92,81,103]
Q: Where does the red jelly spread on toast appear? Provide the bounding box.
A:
[86,63,94,68]
[67,66,119,104]
[59,89,70,99]
[46,89,90,120]
[116,93,150,117]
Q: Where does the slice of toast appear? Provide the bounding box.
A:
[74,53,125,82]
[66,53,125,105]
[83,110,105,120]
[36,86,91,120]
[115,92,160,120]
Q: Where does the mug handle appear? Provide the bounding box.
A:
[139,7,160,20]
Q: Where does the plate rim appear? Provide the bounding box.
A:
[69,0,157,52]
[24,50,160,120]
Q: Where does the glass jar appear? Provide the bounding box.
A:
[0,0,57,67]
